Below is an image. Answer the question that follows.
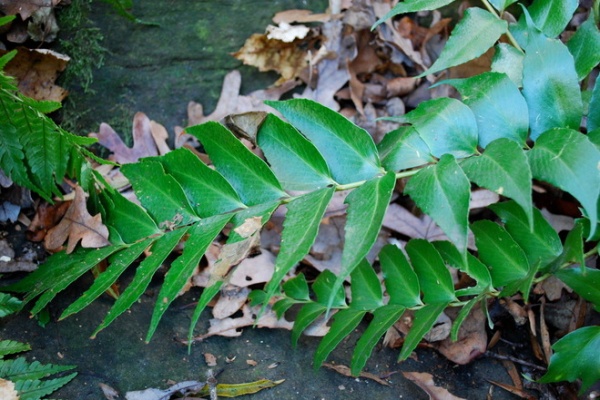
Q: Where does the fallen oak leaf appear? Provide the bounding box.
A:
[44,185,109,254]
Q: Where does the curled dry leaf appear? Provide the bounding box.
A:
[44,186,109,254]
[402,372,466,400]
[435,306,487,365]
[212,285,251,319]
[0,0,59,20]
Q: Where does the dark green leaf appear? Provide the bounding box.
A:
[563,221,584,269]
[121,160,198,227]
[291,302,327,347]
[228,201,280,243]
[328,172,395,311]
[442,73,528,147]
[491,43,524,87]
[187,280,224,348]
[314,308,366,368]
[377,126,434,171]
[1,357,74,381]
[272,297,297,318]
[187,121,287,206]
[488,0,517,12]
[471,220,529,287]
[399,303,448,360]
[528,0,578,38]
[379,244,422,307]
[450,295,482,341]
[567,13,600,80]
[406,154,470,255]
[521,12,582,140]
[0,123,38,194]
[555,267,600,311]
[527,129,600,237]
[588,76,600,133]
[160,148,245,216]
[351,304,405,375]
[314,270,346,308]
[461,138,532,225]
[100,188,159,243]
[258,114,336,190]
[420,8,506,77]
[539,326,600,392]
[406,240,457,304]
[0,340,30,358]
[263,187,334,302]
[15,372,77,400]
[372,0,455,29]
[490,201,563,267]
[349,259,383,310]
[147,215,231,341]
[433,241,492,295]
[0,293,22,318]
[266,99,382,184]
[283,274,310,301]
[401,98,478,158]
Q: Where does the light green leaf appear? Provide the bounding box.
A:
[471,220,529,287]
[313,270,346,308]
[0,340,30,358]
[433,241,492,295]
[405,239,457,304]
[349,259,383,311]
[187,121,287,206]
[450,295,482,341]
[1,357,74,381]
[406,154,470,255]
[521,13,582,140]
[589,73,600,132]
[0,123,38,194]
[257,114,336,190]
[187,280,224,348]
[147,215,231,341]
[266,99,382,184]
[60,238,153,321]
[263,187,334,302]
[401,98,478,158]
[399,303,448,361]
[372,0,455,29]
[121,160,198,227]
[291,302,327,347]
[567,13,600,80]
[314,308,366,368]
[419,8,506,77]
[563,221,584,269]
[539,326,600,392]
[461,138,532,225]
[490,201,563,267]
[351,304,405,375]
[379,244,422,307]
[442,73,528,147]
[555,267,600,311]
[100,188,159,243]
[528,0,578,38]
[16,372,77,400]
[328,172,395,311]
[527,129,600,238]
[377,126,435,171]
[272,297,297,318]
[0,293,22,318]
[282,274,310,301]
[491,43,524,87]
[159,148,246,216]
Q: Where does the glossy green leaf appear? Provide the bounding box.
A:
[379,244,422,307]
[187,121,287,206]
[399,303,448,361]
[405,239,457,304]
[314,308,366,368]
[488,0,517,12]
[471,220,529,287]
[272,297,297,318]
[351,304,405,375]
[188,280,224,348]
[291,302,327,347]
[314,270,346,308]
[147,215,231,341]
[555,267,600,311]
[587,76,600,133]
[406,154,470,255]
[491,43,524,87]
[461,138,532,225]
[159,148,245,216]
[263,187,334,302]
[450,295,482,341]
[372,0,455,29]
[0,340,30,357]
[490,201,563,267]
[521,13,582,140]
[377,126,434,171]
[266,99,382,184]
[401,98,478,158]
[328,172,395,311]
[539,326,600,392]
[91,230,188,337]
[563,221,584,269]
[257,114,336,190]
[349,259,383,310]
[419,8,506,77]
[60,238,153,320]
[442,73,528,147]
[567,13,600,80]
[528,0,578,38]
[100,188,159,243]
[433,241,492,295]
[0,293,22,318]
[283,274,310,301]
[121,160,198,227]
[528,129,600,238]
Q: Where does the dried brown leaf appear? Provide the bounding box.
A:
[323,363,389,386]
[273,9,331,24]
[435,307,487,365]
[0,378,19,400]
[212,286,250,319]
[0,0,54,20]
[402,372,466,400]
[44,186,109,253]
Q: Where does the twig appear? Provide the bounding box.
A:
[485,351,546,371]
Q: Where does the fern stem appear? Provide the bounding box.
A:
[480,0,524,53]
